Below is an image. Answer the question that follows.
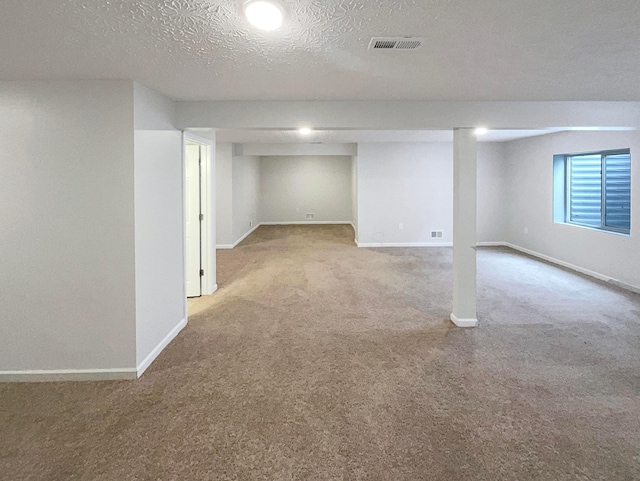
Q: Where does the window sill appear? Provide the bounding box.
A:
[554,221,630,237]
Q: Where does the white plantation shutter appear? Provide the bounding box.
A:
[569,154,602,228]
[604,152,631,230]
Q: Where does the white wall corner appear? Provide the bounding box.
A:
[136,318,187,378]
[350,222,358,245]
[232,222,262,247]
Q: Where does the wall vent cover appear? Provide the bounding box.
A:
[368,37,424,51]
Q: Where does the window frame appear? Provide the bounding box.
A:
[554,148,631,236]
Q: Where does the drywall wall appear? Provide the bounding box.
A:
[351,155,358,239]
[0,80,137,377]
[503,130,640,289]
[260,156,352,224]
[477,142,507,243]
[356,143,454,246]
[133,83,184,372]
[240,143,357,157]
[177,100,640,131]
[232,155,260,243]
[356,142,506,246]
[216,144,259,247]
[216,143,234,247]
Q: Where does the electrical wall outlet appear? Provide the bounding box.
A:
[430,230,443,239]
[305,213,315,220]
[524,227,529,235]
[399,223,403,230]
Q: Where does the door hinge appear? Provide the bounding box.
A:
[200,269,204,277]
[199,213,204,221]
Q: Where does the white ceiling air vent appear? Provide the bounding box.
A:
[368,37,424,51]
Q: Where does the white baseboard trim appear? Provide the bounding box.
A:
[609,279,640,295]
[0,368,137,383]
[220,222,355,250]
[349,223,358,245]
[503,242,611,282]
[228,223,261,248]
[357,242,453,248]
[136,318,187,378]
[450,313,478,328]
[0,318,188,383]
[204,284,218,296]
[260,221,353,225]
[479,241,640,294]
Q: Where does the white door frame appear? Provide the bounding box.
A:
[182,132,215,310]
[184,142,202,297]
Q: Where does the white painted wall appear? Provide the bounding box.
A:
[133,83,184,372]
[260,156,352,224]
[503,130,640,289]
[216,143,234,247]
[477,142,507,243]
[232,155,260,243]
[0,80,137,376]
[356,143,454,246]
[240,143,357,157]
[177,100,640,131]
[356,142,506,246]
[351,155,358,239]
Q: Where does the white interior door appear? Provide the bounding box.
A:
[185,143,201,297]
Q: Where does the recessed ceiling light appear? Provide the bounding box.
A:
[244,0,283,31]
[474,127,488,136]
[298,127,312,135]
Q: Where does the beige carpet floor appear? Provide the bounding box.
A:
[2,224,640,480]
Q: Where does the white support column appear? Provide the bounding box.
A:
[451,128,478,327]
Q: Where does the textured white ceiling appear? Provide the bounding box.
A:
[1,1,640,101]
[214,129,567,144]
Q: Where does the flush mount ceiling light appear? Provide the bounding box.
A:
[298,127,312,135]
[244,0,284,31]
[474,127,488,136]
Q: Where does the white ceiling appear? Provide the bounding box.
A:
[2,0,640,102]
[214,128,569,144]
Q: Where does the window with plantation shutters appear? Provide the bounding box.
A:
[554,149,631,235]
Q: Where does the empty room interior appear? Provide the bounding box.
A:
[1,1,639,480]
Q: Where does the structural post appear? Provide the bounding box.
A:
[451,128,478,327]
